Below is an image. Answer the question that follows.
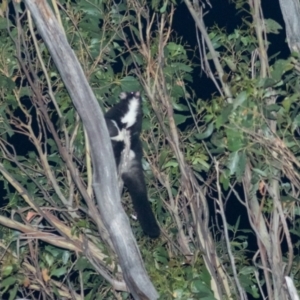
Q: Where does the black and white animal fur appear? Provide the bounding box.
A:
[105,91,160,238]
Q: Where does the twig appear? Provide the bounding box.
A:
[215,159,248,300]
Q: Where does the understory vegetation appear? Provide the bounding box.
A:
[0,0,299,299]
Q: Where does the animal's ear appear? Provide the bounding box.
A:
[119,92,127,100]
[134,91,140,97]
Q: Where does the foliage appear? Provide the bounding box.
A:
[0,0,299,299]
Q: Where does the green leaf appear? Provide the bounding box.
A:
[8,284,18,300]
[120,76,140,91]
[62,251,71,265]
[174,113,189,125]
[258,77,277,88]
[150,0,159,9]
[239,266,256,275]
[158,150,169,168]
[265,104,281,112]
[282,97,292,112]
[166,42,186,57]
[293,114,300,131]
[200,267,212,287]
[233,91,247,109]
[271,59,293,81]
[45,253,54,267]
[173,289,184,298]
[0,19,13,29]
[252,168,267,177]
[0,276,17,293]
[171,62,193,72]
[20,87,32,97]
[159,1,167,13]
[50,267,67,277]
[2,265,13,277]
[131,52,143,66]
[216,104,233,128]
[190,279,215,298]
[153,246,169,264]
[0,75,15,89]
[236,151,247,178]
[142,119,151,131]
[265,18,283,34]
[234,216,241,231]
[172,102,189,111]
[224,57,237,72]
[163,160,178,169]
[227,151,239,176]
[220,172,229,191]
[75,257,93,271]
[226,129,244,151]
[195,123,214,140]
[263,104,280,120]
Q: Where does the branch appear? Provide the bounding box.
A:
[23,1,158,299]
[215,159,247,300]
[285,276,300,300]
[183,0,232,101]
[278,0,300,53]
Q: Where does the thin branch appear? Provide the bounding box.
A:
[215,159,248,300]
[183,0,232,101]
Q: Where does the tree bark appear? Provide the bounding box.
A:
[23,0,158,299]
[278,0,300,53]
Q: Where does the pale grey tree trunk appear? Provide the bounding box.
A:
[23,0,158,299]
[279,0,300,52]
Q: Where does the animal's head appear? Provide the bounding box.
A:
[119,91,140,100]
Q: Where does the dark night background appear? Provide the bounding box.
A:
[174,0,288,224]
[173,2,290,299]
[4,1,289,230]
[0,0,293,299]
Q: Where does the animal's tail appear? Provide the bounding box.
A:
[122,163,160,238]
